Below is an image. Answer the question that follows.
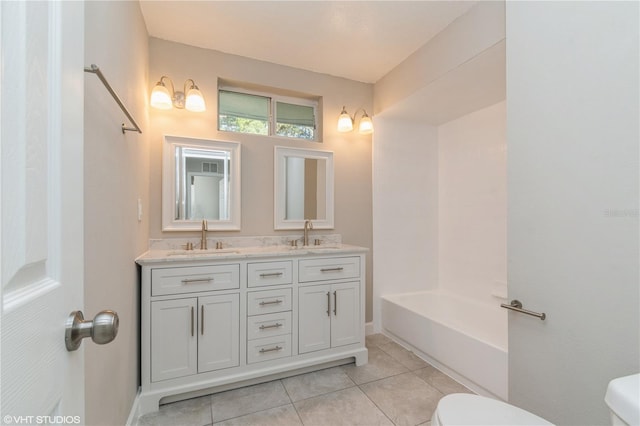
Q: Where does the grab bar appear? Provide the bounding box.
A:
[500,300,546,320]
[84,64,142,134]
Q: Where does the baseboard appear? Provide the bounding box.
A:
[365,321,374,335]
[125,387,142,426]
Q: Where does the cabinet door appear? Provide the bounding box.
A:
[298,284,331,354]
[198,294,240,373]
[151,298,197,382]
[330,282,360,348]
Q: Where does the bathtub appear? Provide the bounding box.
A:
[381,291,508,400]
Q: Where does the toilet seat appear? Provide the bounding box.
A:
[433,393,554,426]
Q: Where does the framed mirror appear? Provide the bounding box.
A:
[274,146,334,230]
[163,135,241,231]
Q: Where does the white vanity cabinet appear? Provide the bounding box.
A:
[148,264,241,383]
[298,282,360,353]
[150,293,240,382]
[137,247,367,415]
[298,257,361,354]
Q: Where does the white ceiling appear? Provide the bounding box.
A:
[139,1,477,84]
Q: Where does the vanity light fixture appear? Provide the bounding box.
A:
[337,106,374,135]
[150,76,206,112]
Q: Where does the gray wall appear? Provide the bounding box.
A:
[84,2,150,424]
[148,38,374,321]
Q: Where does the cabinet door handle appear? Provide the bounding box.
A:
[259,272,284,278]
[320,267,344,273]
[201,305,204,335]
[326,291,331,317]
[333,291,337,316]
[259,299,283,306]
[190,306,194,337]
[259,323,283,330]
[181,277,214,284]
[259,345,283,354]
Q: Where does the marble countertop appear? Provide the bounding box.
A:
[136,243,368,265]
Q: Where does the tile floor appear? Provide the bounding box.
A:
[137,334,472,426]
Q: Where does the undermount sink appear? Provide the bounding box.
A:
[308,244,343,251]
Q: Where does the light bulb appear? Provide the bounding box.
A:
[150,83,173,110]
[185,87,206,112]
[337,106,353,132]
[359,112,373,134]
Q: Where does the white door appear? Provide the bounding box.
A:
[198,293,240,373]
[330,282,360,348]
[298,284,331,353]
[507,2,639,425]
[151,298,198,382]
[1,0,86,420]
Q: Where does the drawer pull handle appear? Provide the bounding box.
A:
[201,305,204,335]
[259,272,284,278]
[190,307,194,337]
[333,291,337,315]
[259,323,283,330]
[320,267,344,273]
[326,291,331,316]
[259,299,283,306]
[181,277,214,284]
[259,345,283,354]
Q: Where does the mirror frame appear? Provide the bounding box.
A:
[274,146,334,230]
[162,135,241,231]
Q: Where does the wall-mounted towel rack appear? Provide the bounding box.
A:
[84,64,142,134]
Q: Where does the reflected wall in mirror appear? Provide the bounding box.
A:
[163,136,241,231]
[275,146,334,230]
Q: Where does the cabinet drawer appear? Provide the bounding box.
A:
[247,261,293,288]
[247,288,292,316]
[151,264,240,296]
[298,257,360,283]
[247,335,292,364]
[247,311,292,340]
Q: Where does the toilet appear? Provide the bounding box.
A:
[605,374,640,425]
[431,393,553,426]
[432,373,639,426]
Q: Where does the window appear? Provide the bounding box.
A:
[218,91,269,136]
[218,88,318,141]
[275,101,315,140]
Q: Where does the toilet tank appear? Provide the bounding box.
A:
[605,374,640,425]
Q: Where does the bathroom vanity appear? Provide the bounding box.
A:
[136,241,367,414]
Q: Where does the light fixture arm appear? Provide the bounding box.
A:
[183,78,196,94]
[155,76,193,109]
[159,76,175,97]
[337,105,373,134]
[348,107,368,122]
[150,75,206,112]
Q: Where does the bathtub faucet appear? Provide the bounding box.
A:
[303,219,313,246]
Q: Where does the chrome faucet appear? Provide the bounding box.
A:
[200,219,208,250]
[303,219,313,246]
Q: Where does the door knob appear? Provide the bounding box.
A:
[65,310,119,351]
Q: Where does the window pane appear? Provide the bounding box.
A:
[219,90,269,135]
[276,101,315,140]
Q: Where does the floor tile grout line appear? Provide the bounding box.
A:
[372,339,470,393]
[290,399,306,425]
[150,336,455,426]
[211,402,299,425]
[209,380,292,425]
[280,378,307,425]
[286,382,359,404]
[356,381,398,426]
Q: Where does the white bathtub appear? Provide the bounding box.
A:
[381,291,508,400]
